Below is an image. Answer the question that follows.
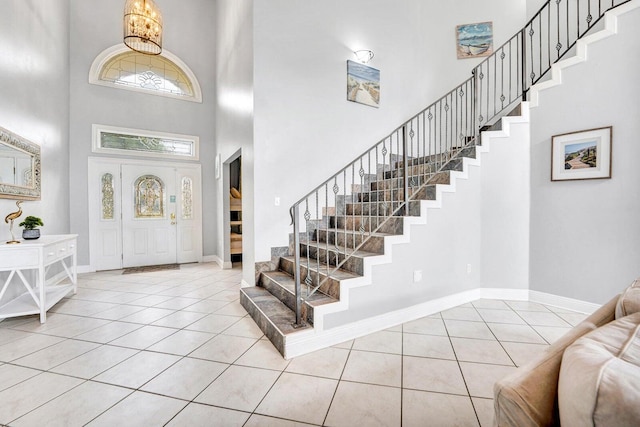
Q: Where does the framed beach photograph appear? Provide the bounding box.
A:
[456,21,494,59]
[347,60,380,108]
[551,126,612,181]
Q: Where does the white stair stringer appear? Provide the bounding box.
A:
[529,0,640,108]
[281,104,531,359]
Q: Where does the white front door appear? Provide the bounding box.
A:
[88,157,203,271]
[121,165,177,267]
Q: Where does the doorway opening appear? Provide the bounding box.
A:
[229,156,242,265]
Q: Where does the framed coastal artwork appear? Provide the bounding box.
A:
[347,60,380,108]
[456,21,494,59]
[551,126,612,181]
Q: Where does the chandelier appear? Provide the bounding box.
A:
[123,0,163,55]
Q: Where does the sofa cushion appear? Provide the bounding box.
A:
[558,311,640,427]
[493,296,618,427]
[616,278,640,318]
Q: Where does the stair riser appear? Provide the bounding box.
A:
[333,216,404,234]
[359,186,437,202]
[259,275,314,324]
[383,163,438,179]
[240,290,286,356]
[316,229,385,254]
[301,244,365,276]
[370,175,431,191]
[279,257,342,299]
[346,201,421,217]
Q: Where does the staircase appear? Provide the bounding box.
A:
[240,0,638,358]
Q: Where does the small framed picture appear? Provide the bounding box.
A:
[551,126,612,181]
[347,60,380,108]
[456,22,493,59]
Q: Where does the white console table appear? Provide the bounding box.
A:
[0,234,78,323]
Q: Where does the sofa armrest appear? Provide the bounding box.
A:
[493,296,618,427]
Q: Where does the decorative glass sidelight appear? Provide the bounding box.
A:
[101,173,115,220]
[181,177,193,219]
[134,175,164,218]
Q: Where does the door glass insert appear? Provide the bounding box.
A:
[181,177,193,220]
[101,173,115,220]
[134,175,164,218]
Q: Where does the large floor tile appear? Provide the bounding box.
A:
[402,333,456,360]
[244,414,316,427]
[87,391,187,427]
[91,304,146,321]
[402,356,467,395]
[151,310,207,329]
[0,372,84,423]
[285,346,349,379]
[445,319,496,340]
[109,325,177,349]
[152,296,201,310]
[37,317,111,338]
[325,381,401,427]
[472,299,511,310]
[166,403,250,427]
[487,322,547,344]
[501,342,549,367]
[189,334,258,363]
[402,316,448,336]
[476,309,526,325]
[402,389,479,427]
[0,334,65,362]
[256,372,338,425]
[352,330,403,354]
[51,345,139,379]
[118,307,177,324]
[450,337,514,365]
[11,380,130,427]
[215,301,249,316]
[341,350,401,387]
[147,329,214,356]
[195,364,280,412]
[441,307,483,322]
[185,313,242,333]
[221,317,265,339]
[0,364,41,392]
[73,321,143,343]
[505,301,550,312]
[13,339,99,370]
[142,357,227,400]
[517,310,572,327]
[235,339,291,371]
[532,325,572,344]
[93,351,180,388]
[182,299,230,314]
[459,362,518,398]
[472,397,495,427]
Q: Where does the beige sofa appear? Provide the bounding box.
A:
[493,280,640,426]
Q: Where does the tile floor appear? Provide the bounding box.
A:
[0,263,587,426]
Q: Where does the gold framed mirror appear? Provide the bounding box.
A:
[0,126,41,201]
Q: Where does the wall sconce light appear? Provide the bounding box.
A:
[353,50,374,64]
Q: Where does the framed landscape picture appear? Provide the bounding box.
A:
[347,60,380,108]
[456,21,494,59]
[551,126,612,181]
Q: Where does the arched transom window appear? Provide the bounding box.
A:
[89,45,202,103]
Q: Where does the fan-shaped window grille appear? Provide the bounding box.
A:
[89,45,202,103]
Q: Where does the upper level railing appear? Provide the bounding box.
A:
[289,0,631,326]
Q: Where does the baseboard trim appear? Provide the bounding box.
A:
[77,265,95,274]
[528,290,600,314]
[284,286,595,359]
[204,255,232,269]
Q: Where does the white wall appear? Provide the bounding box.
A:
[0,0,70,240]
[529,6,640,304]
[215,0,254,284]
[252,0,527,263]
[68,0,217,266]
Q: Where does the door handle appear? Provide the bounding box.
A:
[170,213,176,225]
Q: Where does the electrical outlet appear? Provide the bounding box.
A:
[467,264,472,274]
[274,197,280,206]
[413,270,422,283]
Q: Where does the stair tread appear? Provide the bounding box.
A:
[319,228,398,237]
[281,255,362,280]
[241,286,312,335]
[262,270,339,307]
[301,242,381,259]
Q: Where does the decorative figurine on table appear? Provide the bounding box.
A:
[4,201,23,244]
